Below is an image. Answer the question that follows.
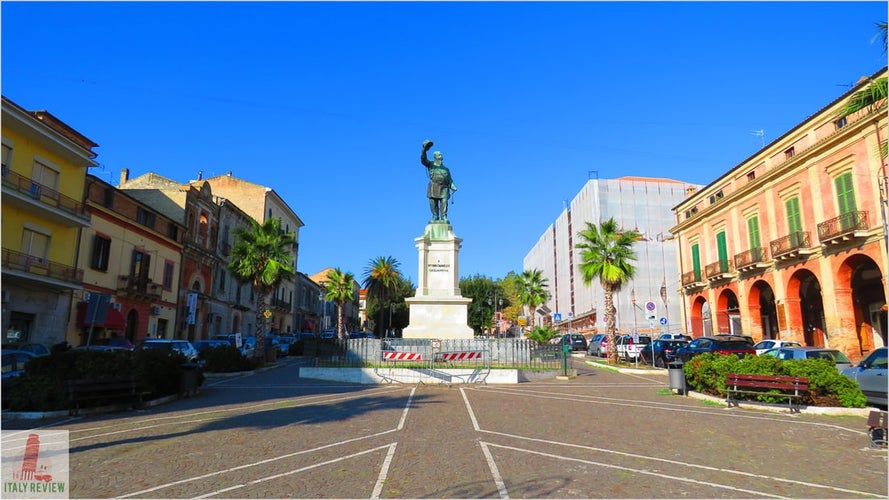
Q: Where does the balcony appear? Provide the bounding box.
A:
[1,166,90,226]
[117,275,162,299]
[271,297,292,311]
[770,231,813,260]
[2,247,83,288]
[681,270,706,291]
[705,259,736,282]
[817,211,869,245]
[733,247,770,273]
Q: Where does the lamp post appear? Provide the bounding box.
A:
[388,303,395,338]
[318,291,326,333]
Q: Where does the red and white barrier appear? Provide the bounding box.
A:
[438,351,483,361]
[383,351,423,361]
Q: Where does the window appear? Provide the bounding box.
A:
[784,147,795,160]
[91,234,111,271]
[163,261,175,290]
[747,216,761,249]
[716,231,729,272]
[103,187,114,208]
[835,117,847,129]
[746,171,756,182]
[708,191,724,204]
[136,207,156,229]
[785,197,803,246]
[21,228,50,262]
[130,249,151,285]
[691,243,701,281]
[167,223,178,241]
[1,142,11,171]
[835,172,857,215]
[31,159,60,191]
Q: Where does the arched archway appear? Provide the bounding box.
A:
[747,281,778,341]
[787,270,825,346]
[125,309,138,343]
[690,296,707,337]
[715,289,740,335]
[838,254,887,355]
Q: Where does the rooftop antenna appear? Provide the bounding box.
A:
[750,129,764,148]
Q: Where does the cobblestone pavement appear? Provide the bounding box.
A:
[4,356,887,498]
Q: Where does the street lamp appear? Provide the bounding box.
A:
[318,291,326,333]
[388,303,395,338]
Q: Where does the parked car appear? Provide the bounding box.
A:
[761,346,854,371]
[841,347,887,408]
[753,339,802,355]
[615,335,651,361]
[212,334,254,358]
[676,336,755,362]
[1,342,51,357]
[638,339,689,367]
[1,349,37,409]
[320,330,336,339]
[193,339,231,353]
[587,334,607,356]
[137,339,200,363]
[73,345,130,352]
[656,333,692,342]
[276,336,297,355]
[560,334,588,351]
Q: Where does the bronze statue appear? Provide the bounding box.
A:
[421,139,457,222]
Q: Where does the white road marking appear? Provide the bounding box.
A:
[195,443,396,498]
[118,387,417,498]
[459,388,882,498]
[370,443,398,499]
[479,442,509,499]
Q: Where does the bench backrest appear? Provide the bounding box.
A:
[727,373,809,391]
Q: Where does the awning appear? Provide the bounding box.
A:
[76,302,127,330]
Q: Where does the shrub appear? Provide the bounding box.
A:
[682,353,867,407]
[200,345,257,373]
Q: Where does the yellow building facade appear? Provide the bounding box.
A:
[671,68,887,363]
[1,96,96,346]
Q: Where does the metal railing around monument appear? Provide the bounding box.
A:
[305,337,563,370]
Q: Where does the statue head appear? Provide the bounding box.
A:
[433,151,443,165]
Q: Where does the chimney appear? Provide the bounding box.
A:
[686,185,697,196]
[120,168,129,186]
[197,170,203,181]
[227,170,232,176]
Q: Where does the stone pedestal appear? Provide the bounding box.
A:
[402,222,475,339]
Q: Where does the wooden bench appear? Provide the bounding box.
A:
[725,373,809,413]
[867,410,888,448]
[66,376,143,416]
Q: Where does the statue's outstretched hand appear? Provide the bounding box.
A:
[422,140,433,151]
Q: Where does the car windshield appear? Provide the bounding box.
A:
[807,350,851,363]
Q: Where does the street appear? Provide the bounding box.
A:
[3,357,887,498]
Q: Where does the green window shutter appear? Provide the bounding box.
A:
[716,232,728,271]
[785,197,803,246]
[835,172,856,214]
[691,243,701,280]
[747,216,761,248]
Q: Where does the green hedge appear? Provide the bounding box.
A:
[683,353,866,408]
[5,349,192,412]
[199,345,258,373]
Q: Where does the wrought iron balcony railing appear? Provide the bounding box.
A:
[681,270,705,290]
[733,247,769,272]
[1,166,89,222]
[817,211,869,244]
[117,275,162,298]
[770,231,813,260]
[2,247,83,284]
[705,259,736,281]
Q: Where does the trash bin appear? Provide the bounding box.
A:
[180,363,202,397]
[668,361,686,395]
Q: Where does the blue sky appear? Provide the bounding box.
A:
[2,1,886,284]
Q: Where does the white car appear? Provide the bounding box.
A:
[753,339,802,355]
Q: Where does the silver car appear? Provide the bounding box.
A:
[762,346,853,371]
[753,339,802,355]
[841,347,887,408]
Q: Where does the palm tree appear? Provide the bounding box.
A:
[515,269,549,334]
[837,22,888,159]
[576,218,640,365]
[228,217,295,362]
[323,268,355,339]
[362,256,403,337]
[526,325,559,346]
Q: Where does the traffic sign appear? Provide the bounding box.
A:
[553,313,562,322]
[659,317,668,325]
[645,301,656,312]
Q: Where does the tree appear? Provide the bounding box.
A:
[576,218,639,364]
[323,268,355,339]
[362,256,403,337]
[836,22,888,159]
[515,269,549,334]
[228,217,295,362]
[526,325,559,346]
